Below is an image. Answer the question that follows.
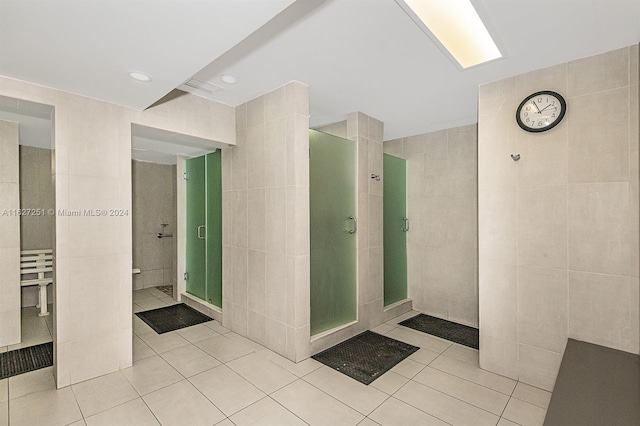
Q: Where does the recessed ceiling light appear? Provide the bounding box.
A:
[220,74,237,84]
[400,0,502,69]
[128,71,152,82]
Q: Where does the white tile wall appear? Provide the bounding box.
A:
[478,44,640,391]
[386,124,478,327]
[0,120,20,347]
[0,73,235,388]
[223,82,310,361]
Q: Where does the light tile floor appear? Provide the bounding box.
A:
[0,289,552,425]
[0,305,54,354]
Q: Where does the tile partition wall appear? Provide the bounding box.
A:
[384,124,479,328]
[19,146,55,307]
[312,112,412,355]
[0,75,236,388]
[478,45,640,391]
[0,120,21,347]
[222,81,311,361]
[132,160,177,290]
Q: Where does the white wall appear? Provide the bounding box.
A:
[19,146,55,307]
[478,45,639,391]
[0,75,235,388]
[132,160,177,290]
[0,120,21,347]
[384,124,478,328]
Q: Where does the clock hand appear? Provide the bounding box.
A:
[539,104,555,113]
[531,101,542,113]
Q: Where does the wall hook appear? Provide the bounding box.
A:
[371,174,380,181]
[511,154,521,162]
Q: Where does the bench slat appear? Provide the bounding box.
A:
[20,249,53,255]
[21,279,53,286]
[21,261,53,267]
[20,259,53,267]
[21,255,53,262]
[20,267,53,274]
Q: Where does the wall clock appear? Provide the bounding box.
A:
[516,90,566,132]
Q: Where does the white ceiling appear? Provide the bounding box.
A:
[0,0,639,144]
[0,0,295,110]
[188,0,640,140]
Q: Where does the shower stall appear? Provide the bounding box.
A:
[309,130,357,335]
[383,154,408,306]
[185,151,222,308]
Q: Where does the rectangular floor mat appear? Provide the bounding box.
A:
[399,314,479,349]
[135,303,213,334]
[312,331,419,385]
[0,342,53,380]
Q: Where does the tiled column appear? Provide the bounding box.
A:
[224,81,310,361]
[346,112,386,331]
[0,120,20,347]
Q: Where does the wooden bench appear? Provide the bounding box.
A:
[20,249,53,317]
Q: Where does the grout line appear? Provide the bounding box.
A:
[68,382,87,421]
[266,394,312,426]
[298,374,376,418]
[408,372,507,418]
[427,357,515,396]
[388,381,456,425]
[139,395,164,426]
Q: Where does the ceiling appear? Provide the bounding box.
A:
[1,0,639,146]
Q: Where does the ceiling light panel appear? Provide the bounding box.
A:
[400,0,502,69]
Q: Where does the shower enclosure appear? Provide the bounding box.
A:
[309,130,357,335]
[383,154,408,306]
[185,151,222,308]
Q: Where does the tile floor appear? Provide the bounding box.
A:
[0,289,552,425]
[0,305,54,354]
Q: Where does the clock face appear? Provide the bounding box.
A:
[516,91,566,132]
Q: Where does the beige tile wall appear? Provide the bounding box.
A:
[223,82,311,361]
[384,124,478,328]
[19,146,55,307]
[478,45,640,391]
[131,160,177,290]
[19,146,54,250]
[0,75,235,388]
[0,120,21,347]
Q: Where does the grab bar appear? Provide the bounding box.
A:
[348,216,357,234]
[403,217,410,232]
[197,225,206,239]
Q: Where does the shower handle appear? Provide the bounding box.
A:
[348,216,357,234]
[402,217,410,232]
[197,225,206,239]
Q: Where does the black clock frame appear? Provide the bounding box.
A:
[516,90,566,133]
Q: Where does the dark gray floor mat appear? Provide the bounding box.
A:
[399,314,479,349]
[0,342,53,379]
[135,303,213,334]
[312,330,419,385]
